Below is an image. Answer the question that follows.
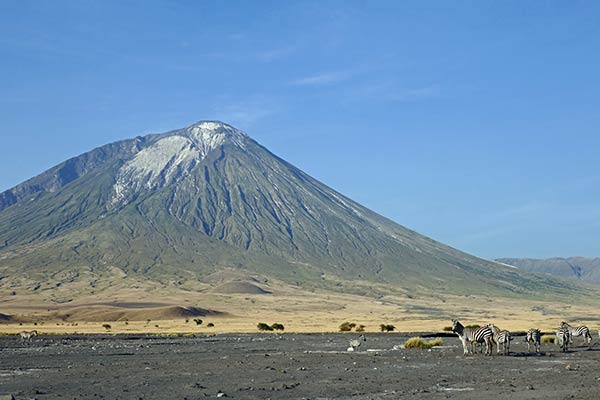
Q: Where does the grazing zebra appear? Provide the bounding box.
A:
[560,321,592,345]
[525,328,541,353]
[19,330,38,343]
[451,319,493,356]
[348,334,366,351]
[488,324,511,355]
[556,326,570,352]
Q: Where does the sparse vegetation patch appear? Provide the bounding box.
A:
[257,322,273,331]
[403,337,443,349]
[541,335,555,344]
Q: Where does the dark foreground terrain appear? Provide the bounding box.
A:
[1,333,599,399]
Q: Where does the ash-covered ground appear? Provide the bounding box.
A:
[1,333,599,399]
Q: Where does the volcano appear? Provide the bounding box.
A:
[0,121,579,300]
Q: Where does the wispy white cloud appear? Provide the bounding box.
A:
[387,85,441,102]
[290,70,355,86]
[211,96,280,128]
[354,80,442,102]
[256,46,296,63]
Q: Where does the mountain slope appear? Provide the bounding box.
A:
[497,257,600,284]
[0,121,589,302]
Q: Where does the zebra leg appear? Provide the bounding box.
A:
[460,338,469,355]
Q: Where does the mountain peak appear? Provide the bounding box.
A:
[110,120,249,206]
[184,120,248,143]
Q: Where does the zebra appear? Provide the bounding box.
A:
[488,324,511,355]
[348,334,366,351]
[19,330,38,343]
[525,328,542,353]
[560,321,592,345]
[451,319,493,356]
[556,326,570,352]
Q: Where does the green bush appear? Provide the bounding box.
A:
[339,322,353,332]
[207,322,214,327]
[193,318,203,326]
[403,337,443,349]
[271,323,285,331]
[442,326,453,332]
[257,322,273,331]
[465,324,481,329]
[380,324,396,332]
[355,324,365,332]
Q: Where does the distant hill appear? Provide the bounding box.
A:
[0,121,592,310]
[497,257,600,284]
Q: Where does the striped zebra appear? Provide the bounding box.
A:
[488,324,511,355]
[348,335,366,351]
[560,321,592,345]
[556,326,570,352]
[525,328,541,353]
[451,319,493,356]
[19,330,38,343]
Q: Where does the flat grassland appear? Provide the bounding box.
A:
[1,333,600,399]
[1,284,599,334]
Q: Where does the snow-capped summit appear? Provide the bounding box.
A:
[180,121,248,153]
[110,121,249,206]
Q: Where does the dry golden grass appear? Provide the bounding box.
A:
[403,337,444,349]
[0,271,598,334]
[541,335,556,344]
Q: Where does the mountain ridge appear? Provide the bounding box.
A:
[497,257,600,284]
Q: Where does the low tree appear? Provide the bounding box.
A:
[380,324,396,332]
[339,322,354,332]
[102,323,111,331]
[271,323,285,331]
[194,318,203,326]
[257,322,274,331]
[207,322,214,327]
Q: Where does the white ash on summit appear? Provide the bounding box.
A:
[111,121,248,206]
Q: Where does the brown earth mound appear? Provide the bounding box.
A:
[211,281,272,294]
[51,305,222,322]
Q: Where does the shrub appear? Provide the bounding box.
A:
[380,324,396,332]
[403,337,443,349]
[102,323,111,331]
[271,323,285,331]
[348,323,357,329]
[465,324,480,329]
[339,322,354,332]
[442,326,453,332]
[207,322,214,327]
[257,322,274,331]
[356,325,365,332]
[194,318,203,326]
[541,335,555,344]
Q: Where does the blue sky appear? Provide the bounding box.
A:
[1,1,599,259]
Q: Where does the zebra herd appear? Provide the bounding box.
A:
[451,319,594,356]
